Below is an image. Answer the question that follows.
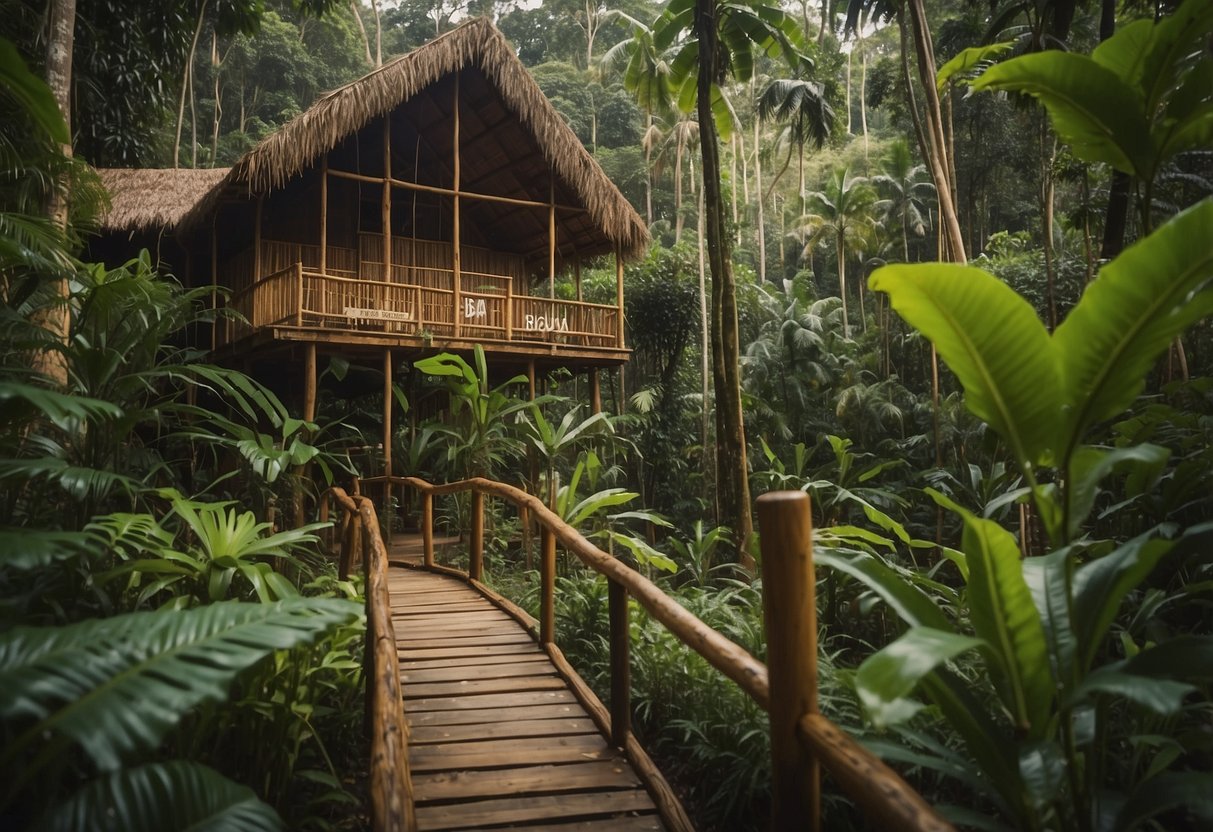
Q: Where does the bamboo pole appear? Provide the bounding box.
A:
[320,154,328,274]
[527,360,536,401]
[609,578,631,749]
[254,195,263,280]
[757,491,819,831]
[327,166,587,212]
[549,174,556,299]
[469,489,484,582]
[590,369,602,414]
[452,71,462,339]
[382,117,392,284]
[295,263,304,326]
[540,525,556,645]
[615,245,625,347]
[210,215,218,351]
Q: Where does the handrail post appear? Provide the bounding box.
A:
[470,489,484,582]
[608,578,630,749]
[757,490,819,832]
[540,525,556,645]
[422,491,435,568]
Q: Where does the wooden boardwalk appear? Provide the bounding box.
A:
[390,567,668,831]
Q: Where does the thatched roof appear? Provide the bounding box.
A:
[96,168,230,233]
[182,18,648,259]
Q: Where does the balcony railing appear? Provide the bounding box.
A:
[218,263,621,350]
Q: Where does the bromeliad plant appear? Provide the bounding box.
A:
[831,197,1213,831]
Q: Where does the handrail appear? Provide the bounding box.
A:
[319,487,415,832]
[362,474,954,832]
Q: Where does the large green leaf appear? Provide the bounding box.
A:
[972,52,1152,175]
[0,39,69,145]
[948,498,1054,737]
[1067,444,1171,539]
[1072,531,1173,672]
[40,761,282,832]
[0,598,360,773]
[868,264,1058,471]
[815,549,952,630]
[1113,772,1213,832]
[856,627,985,729]
[1053,200,1213,461]
[0,528,97,570]
[1022,549,1077,688]
[1071,664,1195,715]
[937,42,1014,91]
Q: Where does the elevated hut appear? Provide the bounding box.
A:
[94,18,647,474]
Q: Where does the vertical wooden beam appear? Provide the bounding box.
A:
[575,256,583,303]
[383,350,393,477]
[757,491,820,831]
[254,195,264,280]
[615,245,625,347]
[549,174,557,299]
[210,215,218,351]
[590,369,602,414]
[540,525,556,645]
[304,344,317,421]
[382,117,392,283]
[319,154,328,274]
[469,489,484,582]
[527,360,537,401]
[452,71,463,338]
[422,492,434,567]
[295,262,304,326]
[609,578,631,748]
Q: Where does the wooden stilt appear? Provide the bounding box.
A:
[609,578,631,749]
[549,174,557,299]
[294,343,318,529]
[470,489,484,582]
[254,196,264,280]
[575,256,583,303]
[590,369,602,414]
[383,350,393,477]
[527,360,536,401]
[210,216,218,351]
[540,525,556,645]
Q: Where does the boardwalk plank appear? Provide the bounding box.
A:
[406,702,586,727]
[414,789,657,830]
[402,673,565,699]
[399,643,543,661]
[410,717,598,745]
[409,734,613,772]
[401,657,551,683]
[405,689,577,712]
[401,650,546,670]
[410,760,642,802]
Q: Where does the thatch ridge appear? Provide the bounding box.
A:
[97,167,230,233]
[181,18,648,257]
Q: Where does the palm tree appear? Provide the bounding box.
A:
[654,0,806,555]
[872,139,935,262]
[758,76,834,216]
[796,166,876,338]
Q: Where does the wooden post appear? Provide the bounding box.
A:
[452,71,462,339]
[422,491,434,567]
[757,491,819,831]
[590,369,602,414]
[319,154,328,274]
[575,256,583,302]
[540,525,556,645]
[527,360,537,401]
[210,216,218,351]
[609,578,631,749]
[295,262,304,326]
[470,488,484,582]
[549,174,557,299]
[383,350,393,478]
[505,281,514,340]
[254,195,263,280]
[294,343,317,529]
[615,245,625,347]
[382,117,391,283]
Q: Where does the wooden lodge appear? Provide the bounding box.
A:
[92,18,647,425]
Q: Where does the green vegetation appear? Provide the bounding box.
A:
[5,0,1213,830]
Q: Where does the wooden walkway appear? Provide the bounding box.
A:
[390,567,668,831]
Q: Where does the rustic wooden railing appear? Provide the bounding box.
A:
[361,474,955,832]
[319,487,415,832]
[217,262,621,350]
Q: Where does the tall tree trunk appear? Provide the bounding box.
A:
[674,129,685,243]
[189,46,198,168]
[753,84,766,283]
[905,0,965,264]
[695,0,752,561]
[31,0,76,386]
[210,32,222,164]
[838,235,849,338]
[350,0,374,66]
[1041,126,1058,331]
[859,28,869,159]
[698,178,714,516]
[644,115,654,224]
[845,47,852,134]
[174,1,208,169]
[370,0,382,66]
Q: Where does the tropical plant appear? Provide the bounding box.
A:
[871,138,935,262]
[834,199,1213,830]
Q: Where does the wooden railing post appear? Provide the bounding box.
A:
[469,489,484,582]
[422,491,434,568]
[295,262,304,326]
[540,525,556,645]
[608,578,630,749]
[757,490,819,832]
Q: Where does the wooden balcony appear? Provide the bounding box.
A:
[215,237,624,360]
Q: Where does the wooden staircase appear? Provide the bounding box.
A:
[392,568,668,830]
